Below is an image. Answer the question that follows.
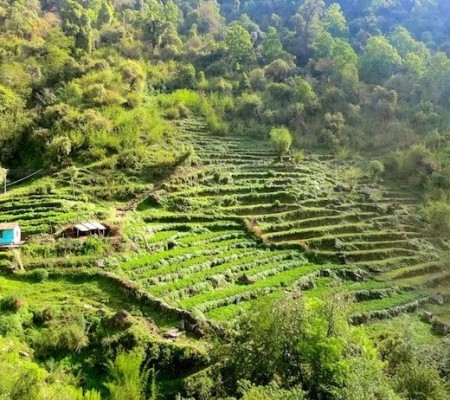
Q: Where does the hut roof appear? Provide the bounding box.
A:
[74,224,90,232]
[82,222,97,230]
[0,222,20,230]
[74,222,106,232]
[88,221,106,230]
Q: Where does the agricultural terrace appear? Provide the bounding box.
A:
[121,118,447,323]
[0,118,447,330]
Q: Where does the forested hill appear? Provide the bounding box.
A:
[1,1,450,399]
[1,0,450,176]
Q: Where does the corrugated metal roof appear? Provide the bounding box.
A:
[74,224,90,232]
[74,222,106,231]
[88,221,106,230]
[0,222,20,230]
[82,222,97,230]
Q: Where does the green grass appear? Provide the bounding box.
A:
[351,291,428,313]
[122,237,257,270]
[366,314,442,345]
[0,274,141,316]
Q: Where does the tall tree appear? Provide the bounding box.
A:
[323,3,348,38]
[359,36,402,84]
[291,0,325,65]
[261,26,290,64]
[61,0,93,53]
[225,23,256,70]
[141,0,181,50]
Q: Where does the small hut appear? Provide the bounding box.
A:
[0,222,21,246]
[73,221,107,237]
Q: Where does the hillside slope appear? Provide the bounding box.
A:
[115,118,447,323]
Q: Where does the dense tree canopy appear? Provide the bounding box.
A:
[0,0,449,177]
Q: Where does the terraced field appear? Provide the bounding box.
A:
[123,119,447,322]
[0,118,447,327]
[0,172,113,236]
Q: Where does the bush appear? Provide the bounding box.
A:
[421,201,450,236]
[0,296,25,313]
[164,107,180,120]
[37,312,90,355]
[396,144,439,187]
[47,135,72,165]
[393,361,450,400]
[269,127,292,157]
[28,268,49,282]
[0,315,24,337]
[239,381,306,400]
[34,181,56,195]
[117,150,144,170]
[369,159,385,180]
[81,236,110,256]
[32,307,56,325]
[178,104,190,118]
[293,150,305,165]
[105,349,156,400]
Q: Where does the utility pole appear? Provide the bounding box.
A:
[3,169,6,195]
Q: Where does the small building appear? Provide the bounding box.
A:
[74,221,107,238]
[0,222,21,246]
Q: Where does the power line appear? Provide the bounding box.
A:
[5,169,44,188]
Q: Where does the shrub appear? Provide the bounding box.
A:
[37,312,89,354]
[336,147,351,160]
[265,59,294,82]
[206,114,228,136]
[244,219,264,241]
[342,167,363,189]
[32,307,56,325]
[269,127,292,157]
[293,150,305,165]
[369,159,385,180]
[183,368,216,400]
[396,144,439,187]
[393,361,450,400]
[213,170,232,184]
[0,296,25,313]
[164,107,180,120]
[105,349,156,400]
[0,315,23,337]
[81,236,110,256]
[126,93,143,108]
[47,135,72,165]
[34,181,56,195]
[117,150,144,170]
[28,268,49,282]
[178,104,190,118]
[421,201,450,236]
[239,381,306,400]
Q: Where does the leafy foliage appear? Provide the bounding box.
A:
[269,127,292,156]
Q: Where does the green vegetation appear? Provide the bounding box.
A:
[269,127,292,157]
[0,0,450,398]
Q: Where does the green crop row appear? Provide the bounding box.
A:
[180,264,319,310]
[122,238,257,270]
[264,222,374,242]
[176,230,246,245]
[151,251,302,299]
[262,211,377,233]
[138,249,258,281]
